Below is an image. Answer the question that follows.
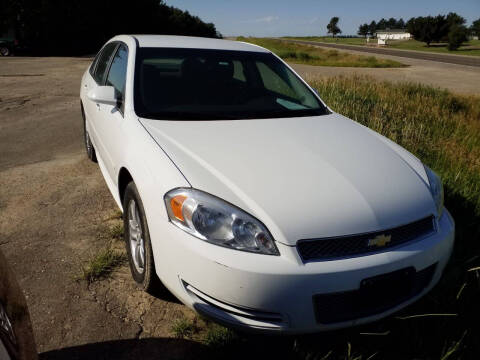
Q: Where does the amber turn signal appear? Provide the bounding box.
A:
[170,195,187,221]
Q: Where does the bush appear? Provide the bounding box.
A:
[448,24,468,50]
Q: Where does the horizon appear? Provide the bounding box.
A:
[165,0,480,37]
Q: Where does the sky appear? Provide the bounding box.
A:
[165,0,480,37]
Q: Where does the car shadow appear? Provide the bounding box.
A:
[39,337,206,360]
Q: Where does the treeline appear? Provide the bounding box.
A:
[358,18,406,37]
[0,0,221,55]
[407,13,473,50]
[358,13,479,50]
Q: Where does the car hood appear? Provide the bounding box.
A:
[140,114,435,246]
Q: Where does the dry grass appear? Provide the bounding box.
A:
[237,37,406,68]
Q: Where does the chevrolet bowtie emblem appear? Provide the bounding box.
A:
[367,234,392,247]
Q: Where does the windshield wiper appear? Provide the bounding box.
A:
[141,111,240,120]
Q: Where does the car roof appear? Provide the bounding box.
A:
[130,35,269,53]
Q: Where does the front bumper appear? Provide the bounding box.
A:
[152,209,454,334]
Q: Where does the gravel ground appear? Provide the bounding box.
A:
[0,57,200,359]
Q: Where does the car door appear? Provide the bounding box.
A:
[94,43,129,183]
[83,41,119,162]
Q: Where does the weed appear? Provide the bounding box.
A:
[171,317,198,339]
[203,323,238,348]
[108,223,124,241]
[79,248,126,283]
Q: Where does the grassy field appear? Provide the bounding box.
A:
[387,39,480,56]
[237,37,405,68]
[284,36,480,56]
[283,36,369,46]
[184,76,480,360]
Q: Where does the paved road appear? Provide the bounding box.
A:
[282,39,480,67]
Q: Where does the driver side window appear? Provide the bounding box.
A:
[93,42,118,85]
[106,44,129,110]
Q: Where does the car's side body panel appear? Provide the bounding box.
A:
[80,35,190,217]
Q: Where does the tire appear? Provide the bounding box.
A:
[81,104,97,162]
[0,46,10,56]
[123,182,159,293]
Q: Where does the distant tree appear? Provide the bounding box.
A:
[368,21,377,37]
[357,23,369,38]
[446,12,466,28]
[448,24,468,50]
[327,17,342,37]
[407,15,448,46]
[386,17,397,29]
[377,18,387,30]
[397,18,405,29]
[471,18,480,37]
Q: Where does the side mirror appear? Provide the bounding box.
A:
[87,86,118,106]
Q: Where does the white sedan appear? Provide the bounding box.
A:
[80,35,454,333]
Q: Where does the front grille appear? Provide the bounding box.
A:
[297,216,435,261]
[313,263,437,324]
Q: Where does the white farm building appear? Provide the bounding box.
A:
[376,29,411,45]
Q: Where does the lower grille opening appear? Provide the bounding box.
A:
[183,281,286,327]
[313,263,437,324]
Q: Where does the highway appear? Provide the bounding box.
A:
[281,39,480,67]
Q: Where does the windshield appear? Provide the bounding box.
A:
[134,48,329,120]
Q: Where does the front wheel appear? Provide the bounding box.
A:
[123,182,158,293]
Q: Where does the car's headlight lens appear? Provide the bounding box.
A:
[424,165,444,217]
[164,188,279,255]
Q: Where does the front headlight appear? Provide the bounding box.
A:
[424,165,444,217]
[164,188,279,255]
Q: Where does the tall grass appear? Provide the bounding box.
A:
[237,37,406,68]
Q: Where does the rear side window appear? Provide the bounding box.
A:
[93,42,118,84]
[106,44,128,106]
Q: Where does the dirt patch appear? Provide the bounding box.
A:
[0,57,201,358]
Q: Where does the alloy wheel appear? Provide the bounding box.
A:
[128,199,145,274]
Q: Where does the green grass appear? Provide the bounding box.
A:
[189,77,480,360]
[107,223,124,241]
[237,37,405,68]
[285,36,480,56]
[284,36,369,46]
[79,248,126,283]
[203,323,238,348]
[387,39,480,56]
[171,317,199,339]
